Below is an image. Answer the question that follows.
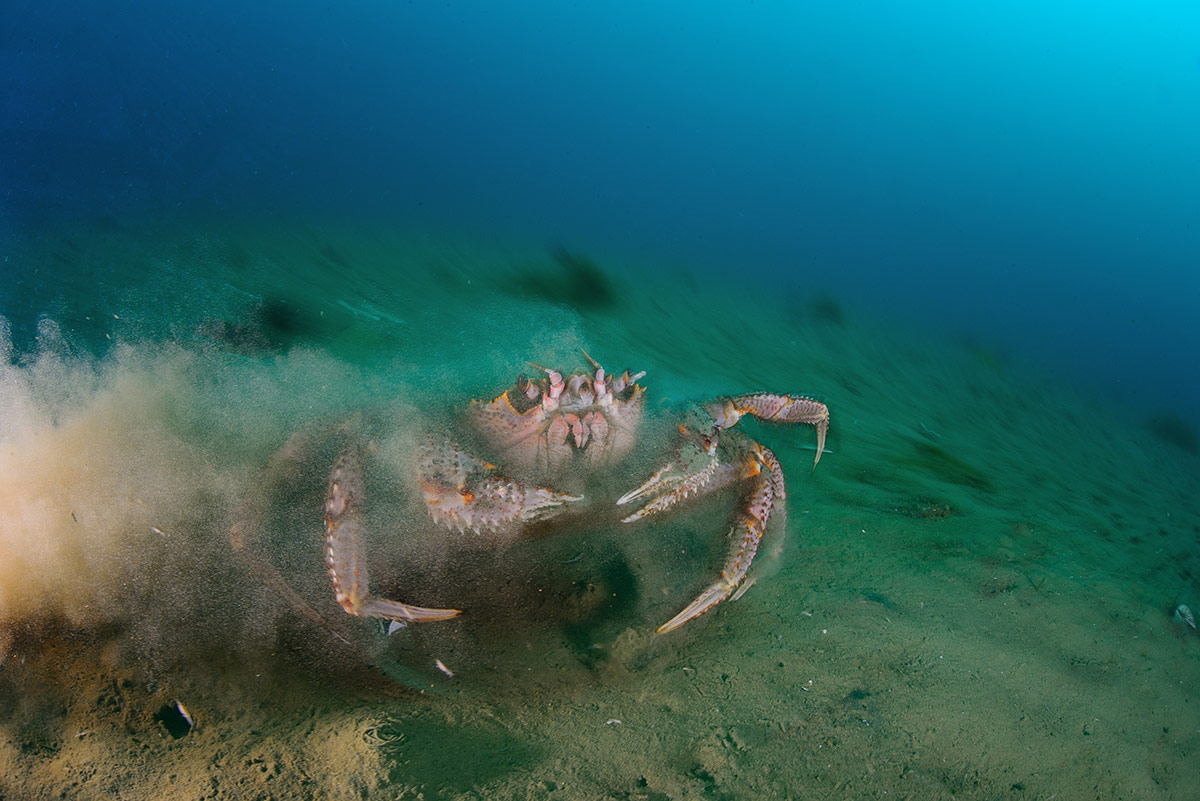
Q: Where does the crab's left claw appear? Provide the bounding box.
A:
[657,443,786,633]
[708,394,829,468]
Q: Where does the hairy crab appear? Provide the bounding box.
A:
[320,355,829,634]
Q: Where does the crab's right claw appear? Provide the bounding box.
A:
[422,477,584,534]
[418,436,583,534]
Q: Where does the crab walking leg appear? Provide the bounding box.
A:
[325,445,462,623]
[619,450,748,525]
[658,443,785,633]
[708,394,829,468]
[231,429,355,643]
[617,451,741,522]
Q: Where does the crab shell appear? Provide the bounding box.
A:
[467,366,646,476]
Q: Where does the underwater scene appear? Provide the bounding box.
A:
[2,3,1199,800]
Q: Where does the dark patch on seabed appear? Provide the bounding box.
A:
[1,222,1199,800]
[1146,412,1200,455]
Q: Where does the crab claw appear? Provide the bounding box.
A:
[708,394,829,469]
[418,436,583,535]
[423,476,584,534]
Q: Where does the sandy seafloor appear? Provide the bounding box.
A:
[0,219,1197,801]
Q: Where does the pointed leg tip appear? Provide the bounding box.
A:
[656,584,731,633]
[364,597,463,623]
[413,607,463,622]
[655,609,700,634]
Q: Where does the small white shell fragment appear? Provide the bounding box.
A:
[605,719,622,725]
[434,659,454,677]
[1174,604,1196,629]
[386,620,407,635]
[175,701,194,728]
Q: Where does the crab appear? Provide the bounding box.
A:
[322,355,829,634]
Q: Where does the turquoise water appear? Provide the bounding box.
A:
[2,3,1200,799]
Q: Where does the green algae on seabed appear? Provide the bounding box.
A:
[1,221,1198,801]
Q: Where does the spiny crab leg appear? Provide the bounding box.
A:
[621,393,828,633]
[707,394,829,468]
[620,392,825,522]
[325,444,462,623]
[231,428,356,644]
[617,435,738,522]
[657,443,785,633]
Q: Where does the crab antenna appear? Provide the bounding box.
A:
[527,361,561,380]
[580,349,602,371]
[527,361,564,388]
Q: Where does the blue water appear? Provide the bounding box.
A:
[4,0,1199,424]
[3,3,1200,799]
